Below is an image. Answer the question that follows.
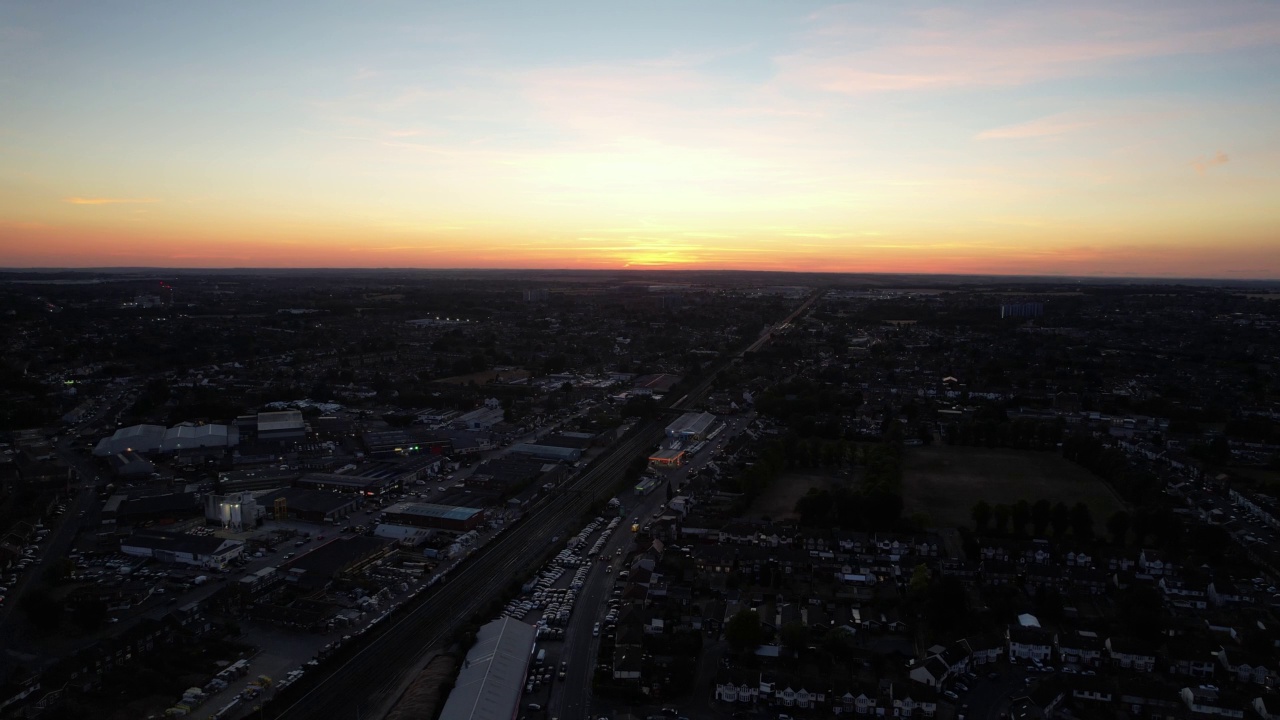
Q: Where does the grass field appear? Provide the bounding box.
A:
[903,445,1126,529]
[747,472,846,520]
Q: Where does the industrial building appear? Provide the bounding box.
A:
[280,535,393,590]
[262,487,360,524]
[217,468,300,493]
[665,411,717,440]
[159,423,237,453]
[632,373,682,394]
[296,472,402,496]
[120,531,244,569]
[382,502,487,532]
[107,450,155,477]
[93,424,166,456]
[507,442,582,463]
[204,492,266,532]
[438,617,537,720]
[257,410,307,442]
[108,492,201,524]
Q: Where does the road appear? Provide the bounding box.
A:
[552,413,754,720]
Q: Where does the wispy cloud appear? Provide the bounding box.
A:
[64,197,159,205]
[777,4,1280,95]
[977,115,1094,140]
[1191,150,1229,174]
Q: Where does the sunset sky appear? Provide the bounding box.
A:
[2,1,1278,277]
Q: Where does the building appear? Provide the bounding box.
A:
[93,424,166,456]
[114,492,201,524]
[296,472,402,496]
[204,492,265,531]
[454,406,505,431]
[160,423,237,453]
[648,448,686,467]
[120,531,244,569]
[508,443,582,463]
[665,412,717,440]
[438,617,537,720]
[108,451,155,477]
[257,410,306,442]
[263,487,360,524]
[633,373,682,395]
[217,468,299,493]
[280,535,393,590]
[382,502,487,532]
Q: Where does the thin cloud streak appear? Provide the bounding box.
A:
[63,197,160,206]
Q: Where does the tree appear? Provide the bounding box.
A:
[1031,499,1052,536]
[909,563,931,597]
[725,609,766,654]
[1050,502,1071,537]
[971,501,992,533]
[923,577,971,634]
[779,622,810,657]
[1106,510,1131,545]
[19,588,63,633]
[1011,500,1031,536]
[1069,502,1094,539]
[993,504,1011,534]
[72,599,108,633]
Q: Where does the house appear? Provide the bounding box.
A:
[1007,626,1053,663]
[1164,636,1218,679]
[1139,548,1176,577]
[1056,630,1105,667]
[1218,646,1274,685]
[1180,685,1247,718]
[967,635,1004,666]
[892,688,939,718]
[714,668,761,704]
[1106,636,1157,671]
[909,657,951,689]
[1208,580,1251,607]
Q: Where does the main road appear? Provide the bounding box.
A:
[268,291,819,720]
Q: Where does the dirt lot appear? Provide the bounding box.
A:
[903,445,1125,528]
[747,472,846,520]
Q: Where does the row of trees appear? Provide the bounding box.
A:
[970,498,1104,540]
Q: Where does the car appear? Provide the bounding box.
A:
[527,704,542,712]
[660,709,678,718]
[943,690,959,700]
[987,671,1000,680]
[954,682,968,692]
[592,623,600,636]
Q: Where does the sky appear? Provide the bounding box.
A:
[1,1,1279,277]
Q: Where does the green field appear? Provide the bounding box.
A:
[903,445,1126,529]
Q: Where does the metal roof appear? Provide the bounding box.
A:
[439,617,536,720]
[665,411,716,437]
[385,502,484,521]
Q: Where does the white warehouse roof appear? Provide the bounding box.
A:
[93,424,166,457]
[160,424,238,453]
[665,411,716,438]
[438,617,536,720]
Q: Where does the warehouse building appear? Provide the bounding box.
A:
[93,424,166,457]
[160,423,237,453]
[257,410,306,442]
[382,502,487,532]
[120,530,244,569]
[507,443,582,463]
[280,535,393,590]
[648,448,686,468]
[296,472,401,496]
[263,487,360,524]
[438,617,537,720]
[665,411,717,440]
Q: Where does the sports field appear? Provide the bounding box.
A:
[903,445,1126,529]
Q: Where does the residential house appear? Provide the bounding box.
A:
[1106,636,1157,671]
[1056,630,1105,668]
[1180,685,1247,719]
[1008,626,1054,663]
[1217,646,1274,685]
